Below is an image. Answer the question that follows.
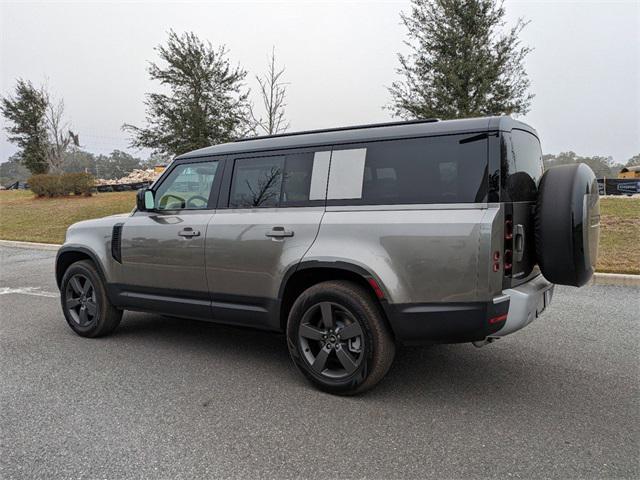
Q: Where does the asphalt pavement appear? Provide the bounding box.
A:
[0,245,638,479]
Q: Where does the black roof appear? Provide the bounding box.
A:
[176,116,536,159]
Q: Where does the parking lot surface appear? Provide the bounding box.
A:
[1,245,638,479]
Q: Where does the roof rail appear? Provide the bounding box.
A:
[235,118,441,142]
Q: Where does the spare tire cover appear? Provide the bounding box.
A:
[535,164,600,286]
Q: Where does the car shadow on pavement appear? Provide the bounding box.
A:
[112,311,610,409]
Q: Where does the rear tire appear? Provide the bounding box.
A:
[286,280,395,395]
[60,260,122,337]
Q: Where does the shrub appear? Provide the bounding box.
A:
[61,173,94,196]
[28,173,95,197]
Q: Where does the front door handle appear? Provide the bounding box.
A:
[266,226,294,238]
[178,228,201,238]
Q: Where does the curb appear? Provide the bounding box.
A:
[590,273,640,287]
[0,239,61,251]
[0,239,638,286]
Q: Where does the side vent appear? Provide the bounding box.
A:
[111,223,124,263]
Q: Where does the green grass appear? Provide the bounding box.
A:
[0,190,638,274]
[0,190,136,244]
[597,197,640,275]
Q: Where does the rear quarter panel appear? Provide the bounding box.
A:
[305,204,500,304]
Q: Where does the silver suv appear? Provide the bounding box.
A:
[56,117,600,394]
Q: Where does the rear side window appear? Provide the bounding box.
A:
[228,151,327,208]
[328,134,488,205]
[502,129,543,201]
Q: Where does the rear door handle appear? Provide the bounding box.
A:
[266,226,294,238]
[514,224,525,262]
[178,228,201,238]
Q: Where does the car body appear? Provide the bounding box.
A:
[56,116,599,394]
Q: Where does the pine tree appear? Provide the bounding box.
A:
[124,31,251,156]
[388,0,533,120]
[1,79,50,174]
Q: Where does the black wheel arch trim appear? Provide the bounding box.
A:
[55,245,109,292]
[278,260,388,302]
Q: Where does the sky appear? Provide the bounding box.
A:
[1,0,639,164]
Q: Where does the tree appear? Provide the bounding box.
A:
[0,153,31,185]
[61,149,97,176]
[543,151,619,178]
[388,0,533,120]
[1,79,50,174]
[95,150,141,180]
[124,30,251,157]
[45,97,79,173]
[251,47,290,135]
[626,154,640,168]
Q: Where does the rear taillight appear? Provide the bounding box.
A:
[504,215,513,276]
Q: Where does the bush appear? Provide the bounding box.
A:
[28,173,95,197]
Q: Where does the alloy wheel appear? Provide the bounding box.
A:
[298,301,365,379]
[65,274,98,327]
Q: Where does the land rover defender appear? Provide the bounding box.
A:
[56,117,600,394]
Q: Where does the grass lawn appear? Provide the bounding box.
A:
[0,190,136,244]
[597,197,640,274]
[0,190,638,274]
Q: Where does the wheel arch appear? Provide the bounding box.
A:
[55,246,107,290]
[277,261,392,334]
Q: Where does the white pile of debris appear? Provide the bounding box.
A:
[96,169,160,186]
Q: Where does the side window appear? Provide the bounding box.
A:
[507,129,543,201]
[154,160,218,210]
[328,134,488,204]
[281,152,315,204]
[230,156,284,208]
[229,151,329,208]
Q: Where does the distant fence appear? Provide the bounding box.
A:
[597,178,640,196]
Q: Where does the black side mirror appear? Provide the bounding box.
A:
[136,188,155,211]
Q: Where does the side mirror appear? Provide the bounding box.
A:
[136,189,155,211]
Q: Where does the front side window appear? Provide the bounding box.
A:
[154,161,218,210]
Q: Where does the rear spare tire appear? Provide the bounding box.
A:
[535,164,600,287]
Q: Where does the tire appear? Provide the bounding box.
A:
[60,260,122,337]
[535,164,600,287]
[286,280,395,395]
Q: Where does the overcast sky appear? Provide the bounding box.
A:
[1,0,638,163]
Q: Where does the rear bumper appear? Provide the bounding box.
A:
[489,274,554,338]
[383,274,554,345]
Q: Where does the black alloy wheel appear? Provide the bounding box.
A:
[298,301,365,379]
[65,273,98,327]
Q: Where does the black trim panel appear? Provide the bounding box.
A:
[382,299,510,346]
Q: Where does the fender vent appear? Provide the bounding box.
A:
[111,223,124,263]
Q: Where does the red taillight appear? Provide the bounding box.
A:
[367,278,385,299]
[504,249,513,272]
[489,313,508,324]
[493,251,500,261]
[504,219,513,240]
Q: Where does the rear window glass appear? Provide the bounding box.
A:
[333,134,488,205]
[228,151,321,208]
[502,129,543,201]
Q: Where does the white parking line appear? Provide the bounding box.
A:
[0,287,58,298]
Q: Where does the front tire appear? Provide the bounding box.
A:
[60,260,122,337]
[286,280,395,395]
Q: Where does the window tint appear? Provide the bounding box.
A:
[155,161,218,210]
[229,152,322,208]
[347,134,487,205]
[230,156,284,208]
[281,152,315,204]
[503,130,543,201]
